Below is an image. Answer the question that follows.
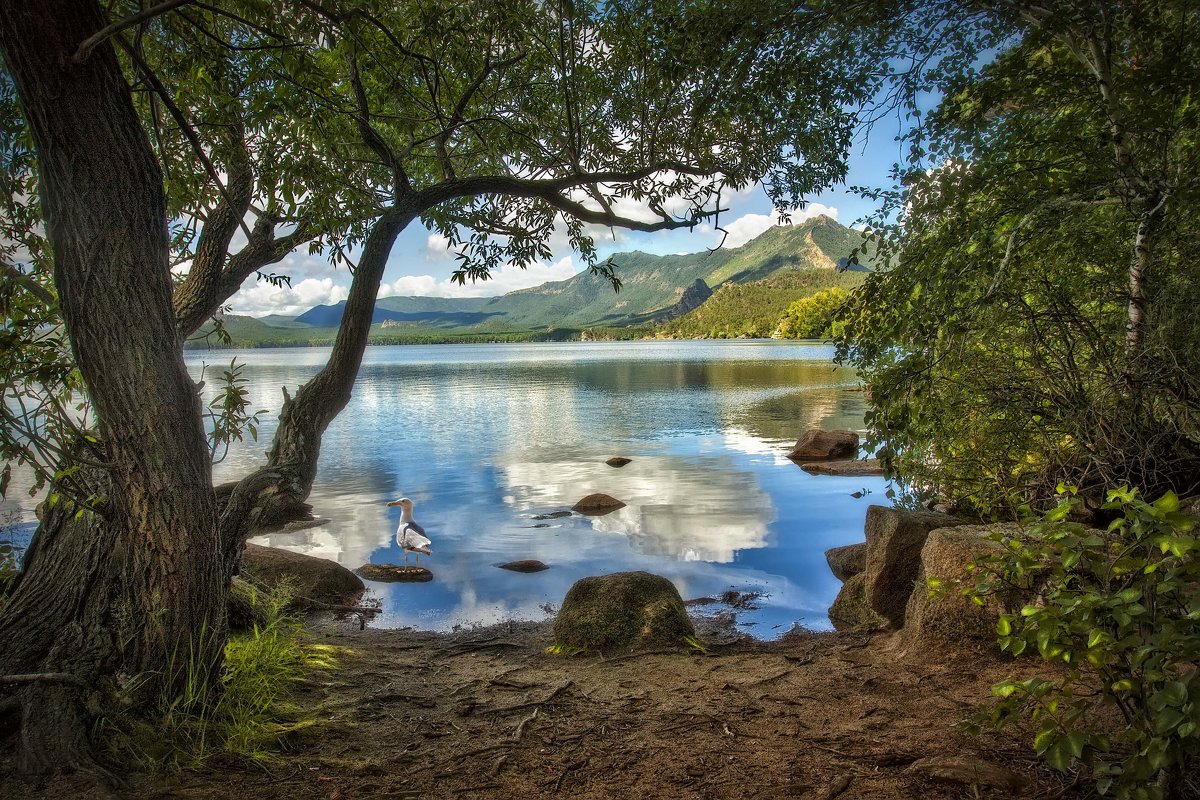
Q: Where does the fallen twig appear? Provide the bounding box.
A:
[742,668,792,687]
[513,707,539,739]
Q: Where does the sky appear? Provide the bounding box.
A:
[227,121,912,318]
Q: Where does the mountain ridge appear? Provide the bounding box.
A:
[289,216,874,332]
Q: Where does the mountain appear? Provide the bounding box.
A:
[303,216,874,329]
[195,217,878,347]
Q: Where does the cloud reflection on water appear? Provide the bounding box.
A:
[189,341,880,636]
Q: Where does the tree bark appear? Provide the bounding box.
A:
[0,0,223,772]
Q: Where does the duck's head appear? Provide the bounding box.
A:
[387,497,414,511]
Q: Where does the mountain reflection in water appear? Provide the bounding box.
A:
[186,340,886,636]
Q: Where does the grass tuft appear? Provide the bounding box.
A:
[141,580,339,769]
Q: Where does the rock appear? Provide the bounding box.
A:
[605,456,632,468]
[533,511,573,520]
[906,756,1028,793]
[825,543,867,581]
[356,563,433,582]
[669,278,712,318]
[572,493,626,514]
[554,571,695,653]
[862,506,966,628]
[901,524,1024,651]
[281,517,333,532]
[498,560,549,573]
[799,458,884,476]
[240,543,364,606]
[787,429,859,461]
[828,572,888,632]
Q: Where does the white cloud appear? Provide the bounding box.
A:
[718,203,839,249]
[229,276,349,316]
[377,256,579,299]
[423,233,455,262]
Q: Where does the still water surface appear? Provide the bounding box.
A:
[182,340,884,636]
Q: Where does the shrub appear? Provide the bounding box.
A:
[775,286,848,339]
[966,488,1199,798]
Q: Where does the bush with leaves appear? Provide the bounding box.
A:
[775,286,849,339]
[966,488,1199,798]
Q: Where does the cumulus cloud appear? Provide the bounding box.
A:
[228,276,349,316]
[423,233,455,262]
[376,256,579,299]
[718,203,839,249]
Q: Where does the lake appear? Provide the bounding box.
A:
[189,339,883,636]
[0,340,885,636]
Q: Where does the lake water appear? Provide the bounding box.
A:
[0,341,885,636]
[189,339,884,636]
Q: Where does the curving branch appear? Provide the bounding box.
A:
[173,122,254,337]
[1,262,55,306]
[414,166,722,232]
[71,0,193,63]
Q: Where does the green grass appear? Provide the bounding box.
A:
[129,582,339,769]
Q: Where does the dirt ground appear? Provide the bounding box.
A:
[3,614,1090,800]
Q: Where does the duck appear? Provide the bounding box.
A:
[387,497,432,568]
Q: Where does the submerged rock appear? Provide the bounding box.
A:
[533,510,573,520]
[799,458,884,476]
[572,493,626,514]
[356,563,433,582]
[498,559,550,573]
[605,456,633,468]
[787,429,859,461]
[554,571,695,653]
[240,543,364,605]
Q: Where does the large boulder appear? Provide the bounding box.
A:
[825,543,867,581]
[901,524,1024,652]
[554,571,695,653]
[828,572,888,632]
[240,543,364,606]
[787,429,859,461]
[862,506,966,628]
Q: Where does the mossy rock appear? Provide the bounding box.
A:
[356,563,433,582]
[553,571,695,653]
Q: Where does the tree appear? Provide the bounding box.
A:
[837,0,1200,516]
[0,0,880,774]
[775,285,849,338]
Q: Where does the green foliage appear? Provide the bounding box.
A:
[200,358,266,464]
[967,489,1200,797]
[775,286,850,339]
[838,3,1200,516]
[144,582,338,768]
[658,270,863,339]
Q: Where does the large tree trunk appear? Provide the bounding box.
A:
[244,205,417,528]
[0,0,222,772]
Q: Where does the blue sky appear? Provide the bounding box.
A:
[228,118,910,317]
